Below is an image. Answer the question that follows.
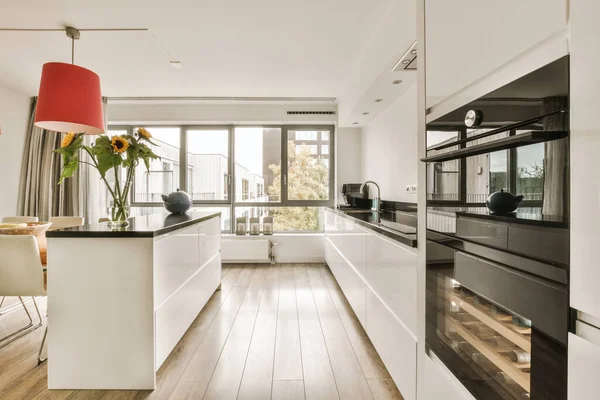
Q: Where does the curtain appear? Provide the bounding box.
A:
[542,96,569,217]
[17,97,108,222]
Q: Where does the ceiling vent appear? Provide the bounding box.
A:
[286,110,336,115]
[392,41,417,71]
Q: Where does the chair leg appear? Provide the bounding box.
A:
[0,296,43,349]
[38,325,48,365]
[0,296,5,314]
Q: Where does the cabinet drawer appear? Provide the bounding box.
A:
[153,224,200,307]
[366,287,416,400]
[366,232,418,336]
[456,217,508,250]
[155,253,221,370]
[198,217,221,266]
[326,238,366,327]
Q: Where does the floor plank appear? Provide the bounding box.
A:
[0,264,403,400]
[273,265,304,381]
[202,266,269,400]
[306,266,374,400]
[237,267,280,400]
[294,266,339,400]
[272,380,305,400]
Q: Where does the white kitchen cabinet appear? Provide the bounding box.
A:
[324,209,418,399]
[366,287,417,400]
[423,353,475,400]
[366,231,418,336]
[425,0,567,108]
[570,0,600,320]
[324,211,367,326]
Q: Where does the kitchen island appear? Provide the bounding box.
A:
[45,211,222,390]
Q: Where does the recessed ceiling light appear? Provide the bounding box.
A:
[353,122,359,125]
[362,112,370,115]
[392,80,402,85]
[374,98,383,103]
[410,49,417,55]
[170,61,184,68]
[402,59,410,64]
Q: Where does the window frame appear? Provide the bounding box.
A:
[107,123,335,233]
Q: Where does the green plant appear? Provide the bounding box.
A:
[54,128,160,224]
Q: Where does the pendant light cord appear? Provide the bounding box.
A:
[71,36,75,64]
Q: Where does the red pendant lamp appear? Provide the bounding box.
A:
[34,27,105,135]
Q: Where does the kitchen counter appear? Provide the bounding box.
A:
[428,206,568,229]
[47,212,222,390]
[46,211,221,238]
[327,207,417,248]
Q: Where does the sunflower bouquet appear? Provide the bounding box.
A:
[55,128,160,227]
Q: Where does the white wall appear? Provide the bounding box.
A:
[361,85,418,203]
[0,85,31,217]
[336,127,362,199]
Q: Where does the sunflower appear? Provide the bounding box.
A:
[137,127,152,140]
[111,136,130,154]
[61,132,75,148]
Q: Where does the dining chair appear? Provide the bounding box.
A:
[49,216,84,229]
[0,236,46,363]
[2,216,39,224]
[0,216,39,315]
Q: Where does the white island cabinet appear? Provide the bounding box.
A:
[324,208,418,400]
[46,212,222,390]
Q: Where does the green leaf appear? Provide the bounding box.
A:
[57,156,80,184]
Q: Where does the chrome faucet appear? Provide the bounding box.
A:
[360,181,381,222]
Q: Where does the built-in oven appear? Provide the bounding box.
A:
[423,56,570,399]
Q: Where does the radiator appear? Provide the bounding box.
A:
[221,239,274,263]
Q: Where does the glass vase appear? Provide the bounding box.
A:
[107,205,130,228]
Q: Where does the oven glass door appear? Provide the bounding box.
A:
[426,240,567,400]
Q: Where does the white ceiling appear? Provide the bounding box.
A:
[0,0,391,96]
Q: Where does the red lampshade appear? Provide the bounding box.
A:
[34,62,105,135]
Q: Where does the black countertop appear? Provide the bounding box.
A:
[46,211,222,238]
[427,206,568,229]
[327,207,418,248]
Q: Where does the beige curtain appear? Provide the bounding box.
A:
[17,97,108,222]
[542,97,569,217]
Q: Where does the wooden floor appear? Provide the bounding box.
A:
[0,264,403,400]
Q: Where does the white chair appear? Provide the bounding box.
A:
[2,216,39,224]
[0,236,47,363]
[49,216,84,229]
[0,216,39,314]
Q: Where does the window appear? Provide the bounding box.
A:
[517,143,544,201]
[187,128,230,201]
[109,124,334,232]
[241,179,249,200]
[234,127,281,202]
[133,127,181,203]
[235,206,322,232]
[287,128,332,201]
